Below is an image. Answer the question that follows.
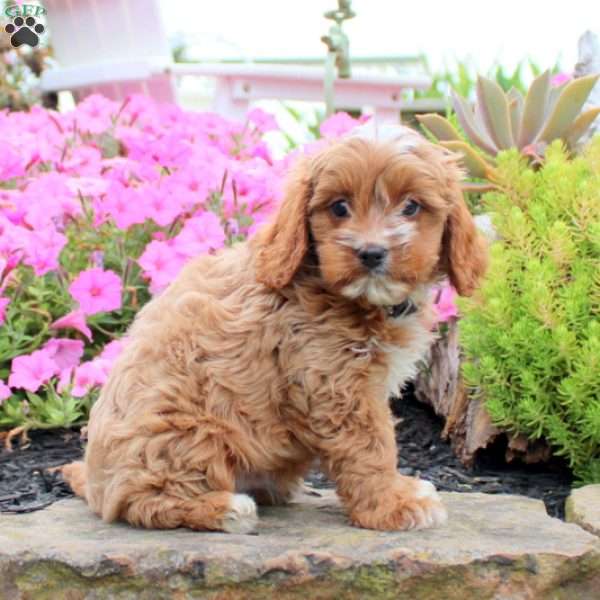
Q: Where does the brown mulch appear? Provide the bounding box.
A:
[0,428,84,513]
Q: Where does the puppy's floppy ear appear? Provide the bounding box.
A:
[254,156,313,289]
[440,169,488,297]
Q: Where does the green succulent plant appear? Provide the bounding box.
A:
[417,71,600,182]
[459,139,600,484]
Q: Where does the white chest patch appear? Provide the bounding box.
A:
[380,316,435,398]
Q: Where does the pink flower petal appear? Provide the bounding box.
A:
[433,284,459,323]
[319,112,363,138]
[8,349,58,393]
[99,339,127,361]
[43,338,85,371]
[69,268,123,315]
[50,310,93,341]
[71,360,108,397]
[247,107,278,133]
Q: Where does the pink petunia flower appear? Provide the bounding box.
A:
[247,107,278,133]
[8,349,57,393]
[319,112,366,138]
[60,145,102,177]
[123,131,193,169]
[0,142,24,181]
[68,94,118,135]
[43,338,85,371]
[172,212,226,260]
[69,268,123,315]
[144,185,182,227]
[101,180,148,230]
[70,360,109,397]
[23,172,81,229]
[434,283,459,322]
[50,309,93,341]
[138,240,185,294]
[66,176,109,198]
[23,226,67,276]
[99,338,127,361]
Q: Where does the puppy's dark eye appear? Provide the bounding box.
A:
[401,198,421,217]
[330,198,350,218]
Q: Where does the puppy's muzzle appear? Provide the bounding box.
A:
[357,244,388,271]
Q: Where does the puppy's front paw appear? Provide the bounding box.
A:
[222,494,259,534]
[351,477,447,531]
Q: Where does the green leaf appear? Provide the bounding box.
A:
[415,114,462,142]
[440,141,496,179]
[518,70,551,147]
[529,60,542,78]
[476,76,515,150]
[565,107,600,148]
[461,181,499,193]
[537,74,600,143]
[545,83,565,119]
[451,90,499,156]
[507,88,524,143]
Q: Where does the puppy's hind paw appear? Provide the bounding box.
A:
[351,477,447,532]
[222,494,259,534]
[412,479,447,528]
[415,478,442,501]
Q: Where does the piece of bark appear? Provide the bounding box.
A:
[506,434,551,464]
[414,319,551,467]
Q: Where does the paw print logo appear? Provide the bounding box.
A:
[4,16,45,48]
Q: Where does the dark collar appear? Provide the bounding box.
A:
[386,298,418,319]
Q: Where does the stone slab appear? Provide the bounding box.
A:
[566,484,600,537]
[1,490,599,599]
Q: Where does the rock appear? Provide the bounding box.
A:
[566,484,600,537]
[1,490,599,599]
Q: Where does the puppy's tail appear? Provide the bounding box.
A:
[60,461,87,499]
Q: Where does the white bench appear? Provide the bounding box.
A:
[40,0,431,122]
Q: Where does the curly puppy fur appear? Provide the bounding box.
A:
[63,124,487,533]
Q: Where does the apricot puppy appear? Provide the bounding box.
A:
[62,124,487,533]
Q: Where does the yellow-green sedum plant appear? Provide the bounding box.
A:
[417,71,600,183]
[459,138,600,484]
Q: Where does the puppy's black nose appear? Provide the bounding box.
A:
[357,245,388,270]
